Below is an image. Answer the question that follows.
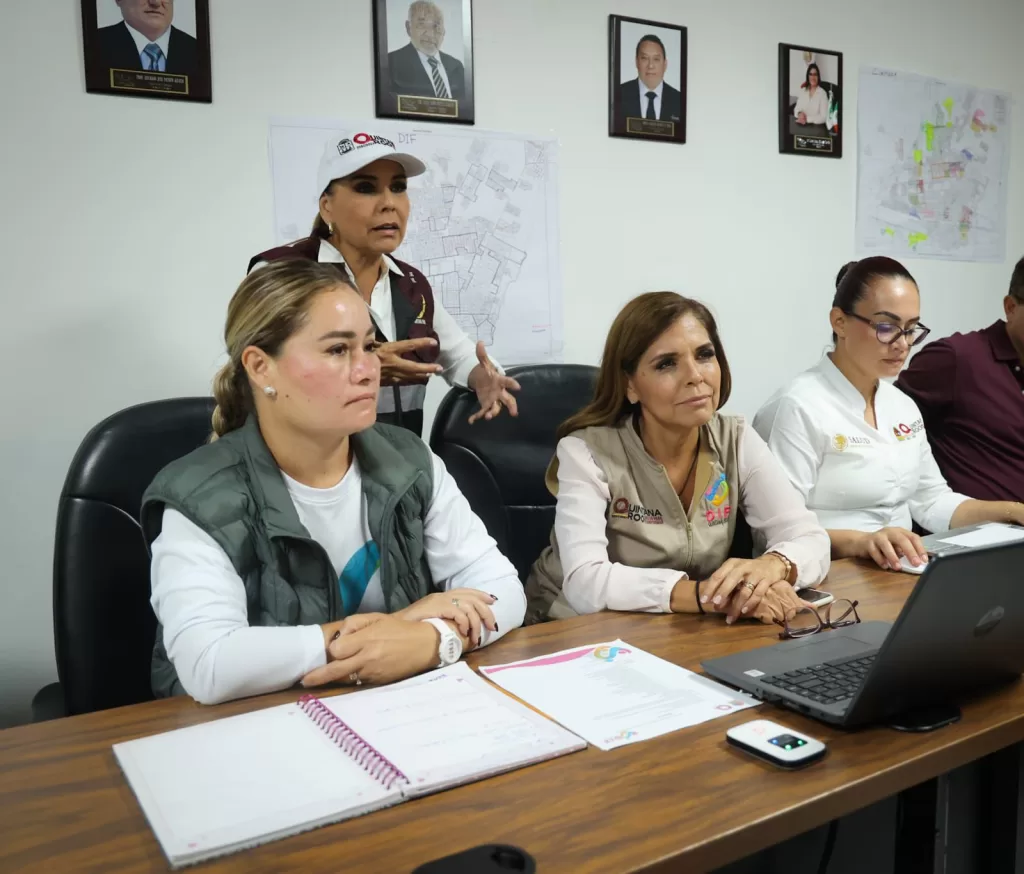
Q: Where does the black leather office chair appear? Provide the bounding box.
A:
[429,364,599,581]
[32,398,216,722]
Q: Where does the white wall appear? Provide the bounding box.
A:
[1,0,1021,727]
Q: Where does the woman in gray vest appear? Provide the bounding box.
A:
[141,260,526,704]
[249,129,521,436]
[525,292,830,625]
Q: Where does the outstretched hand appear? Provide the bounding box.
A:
[467,341,521,424]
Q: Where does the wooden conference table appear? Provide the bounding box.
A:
[3,559,1024,874]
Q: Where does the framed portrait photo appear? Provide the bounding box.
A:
[609,15,687,144]
[373,0,475,124]
[779,43,842,158]
[82,0,212,102]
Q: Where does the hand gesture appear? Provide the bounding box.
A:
[377,338,443,386]
[396,589,497,648]
[857,527,927,572]
[467,342,520,424]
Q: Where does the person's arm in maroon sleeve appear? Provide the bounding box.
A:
[896,339,957,424]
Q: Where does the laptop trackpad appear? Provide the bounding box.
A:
[755,633,877,675]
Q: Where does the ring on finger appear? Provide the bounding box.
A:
[451,597,460,607]
[742,581,756,592]
[349,672,362,686]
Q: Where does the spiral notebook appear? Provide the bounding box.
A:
[113,662,584,869]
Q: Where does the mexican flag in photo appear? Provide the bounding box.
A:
[826,87,839,133]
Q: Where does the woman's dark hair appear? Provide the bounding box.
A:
[557,292,732,440]
[803,63,821,89]
[831,257,918,342]
[310,181,337,239]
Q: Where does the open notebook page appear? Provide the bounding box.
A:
[320,662,586,796]
[114,702,399,869]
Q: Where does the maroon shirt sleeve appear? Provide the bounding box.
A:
[896,339,957,420]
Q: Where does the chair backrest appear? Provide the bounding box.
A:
[53,397,215,716]
[429,364,598,581]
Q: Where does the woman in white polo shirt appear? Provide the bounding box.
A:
[754,257,1024,572]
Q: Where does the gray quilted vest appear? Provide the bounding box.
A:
[141,417,435,698]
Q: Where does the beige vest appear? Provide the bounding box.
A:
[525,414,744,624]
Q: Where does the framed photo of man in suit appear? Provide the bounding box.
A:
[609,15,686,144]
[373,0,474,124]
[81,0,212,102]
[779,43,843,158]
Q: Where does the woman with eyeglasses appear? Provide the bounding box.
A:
[754,257,1024,572]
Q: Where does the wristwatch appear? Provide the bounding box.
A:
[423,618,463,667]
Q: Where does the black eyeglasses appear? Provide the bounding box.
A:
[775,599,861,641]
[845,311,930,347]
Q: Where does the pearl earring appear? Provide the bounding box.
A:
[263,386,277,398]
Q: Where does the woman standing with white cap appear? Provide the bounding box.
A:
[250,130,520,436]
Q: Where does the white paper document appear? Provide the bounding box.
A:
[478,640,757,751]
[937,523,1024,549]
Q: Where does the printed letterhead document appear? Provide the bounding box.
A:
[478,640,757,751]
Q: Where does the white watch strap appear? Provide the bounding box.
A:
[422,617,460,666]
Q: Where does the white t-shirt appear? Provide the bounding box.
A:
[150,453,526,705]
[753,354,970,535]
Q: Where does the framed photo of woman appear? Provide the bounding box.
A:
[609,15,687,144]
[82,0,212,102]
[779,43,842,158]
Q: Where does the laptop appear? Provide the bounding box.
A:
[701,541,1024,727]
[920,522,1024,555]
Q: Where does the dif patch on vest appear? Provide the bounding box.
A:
[611,497,664,524]
[703,472,731,527]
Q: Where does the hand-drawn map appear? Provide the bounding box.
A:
[268,119,562,364]
[856,67,1011,262]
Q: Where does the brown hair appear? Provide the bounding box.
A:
[211,260,357,439]
[310,181,336,240]
[557,292,732,439]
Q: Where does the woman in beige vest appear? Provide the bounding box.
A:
[525,292,830,625]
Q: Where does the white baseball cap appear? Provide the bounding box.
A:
[316,131,427,195]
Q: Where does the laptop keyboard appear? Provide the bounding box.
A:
[759,654,877,707]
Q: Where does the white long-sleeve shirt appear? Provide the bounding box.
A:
[150,453,526,705]
[552,425,831,616]
[753,354,970,535]
[794,86,829,124]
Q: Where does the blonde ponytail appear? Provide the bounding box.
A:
[210,360,249,441]
[209,260,358,440]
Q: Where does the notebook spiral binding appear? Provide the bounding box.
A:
[298,695,410,790]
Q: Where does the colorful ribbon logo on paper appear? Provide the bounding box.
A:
[593,645,631,662]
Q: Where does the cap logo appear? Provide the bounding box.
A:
[352,132,395,149]
[335,138,355,155]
